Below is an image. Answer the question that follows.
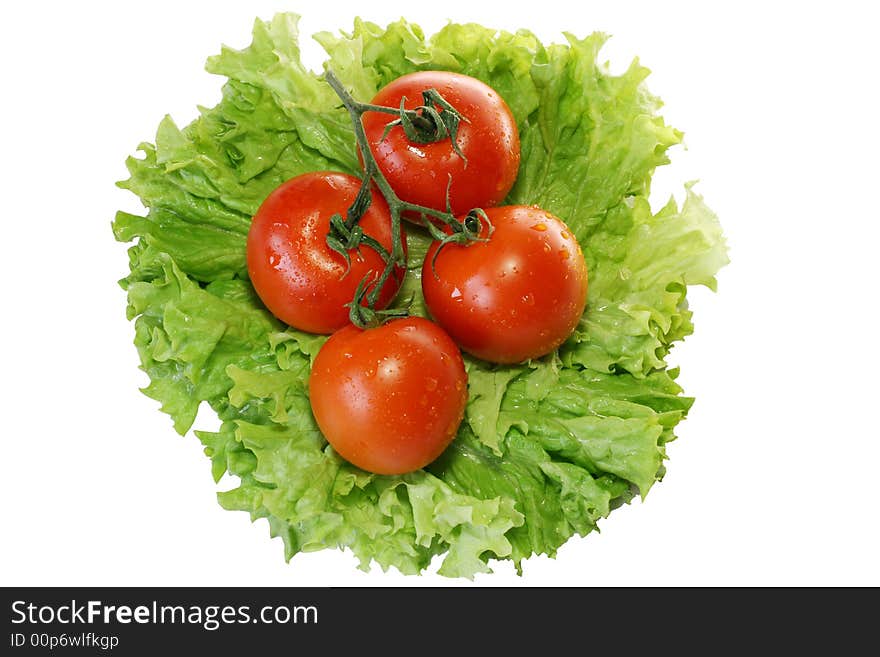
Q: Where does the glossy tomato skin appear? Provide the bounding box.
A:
[308,317,467,475]
[247,172,405,334]
[422,206,588,364]
[362,71,520,217]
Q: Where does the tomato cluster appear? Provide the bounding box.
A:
[246,72,588,474]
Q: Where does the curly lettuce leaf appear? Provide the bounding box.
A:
[114,13,728,577]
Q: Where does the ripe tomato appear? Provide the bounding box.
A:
[247,172,405,334]
[421,206,588,364]
[308,317,467,475]
[361,71,520,217]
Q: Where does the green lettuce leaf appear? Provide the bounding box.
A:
[114,13,728,577]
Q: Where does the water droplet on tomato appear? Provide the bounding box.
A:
[531,222,548,232]
[521,293,535,306]
[450,287,463,301]
[426,377,438,391]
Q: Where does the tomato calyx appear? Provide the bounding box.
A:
[345,275,411,329]
[324,174,391,276]
[323,68,490,329]
[424,207,495,276]
[377,89,470,164]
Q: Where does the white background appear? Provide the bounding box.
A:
[2,0,878,587]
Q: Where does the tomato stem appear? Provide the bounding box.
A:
[324,69,491,329]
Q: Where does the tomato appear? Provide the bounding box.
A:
[421,205,588,364]
[361,71,520,218]
[308,317,467,475]
[247,172,405,334]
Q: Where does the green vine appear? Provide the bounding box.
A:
[323,69,493,329]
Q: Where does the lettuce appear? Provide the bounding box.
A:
[114,13,728,577]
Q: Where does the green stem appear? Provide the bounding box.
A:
[324,69,489,328]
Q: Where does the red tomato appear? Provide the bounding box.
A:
[362,71,520,217]
[421,206,588,364]
[247,172,405,334]
[308,317,467,475]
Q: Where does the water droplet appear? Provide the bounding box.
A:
[560,230,571,240]
[450,287,463,301]
[531,222,548,232]
[521,293,535,306]
[426,377,438,391]
[559,248,570,260]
